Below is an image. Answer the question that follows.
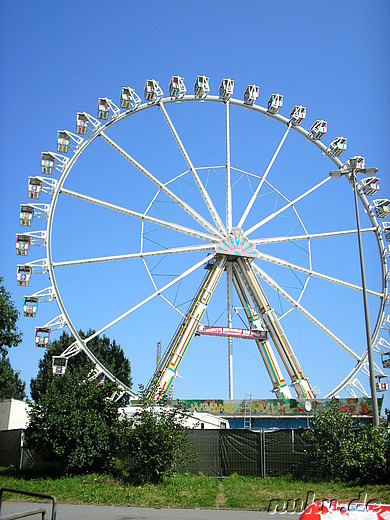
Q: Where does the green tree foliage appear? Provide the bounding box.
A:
[0,277,23,356]
[0,277,25,400]
[124,389,196,484]
[30,330,132,403]
[26,330,132,474]
[304,400,390,484]
[0,355,26,400]
[26,371,127,475]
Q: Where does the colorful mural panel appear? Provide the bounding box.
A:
[177,397,382,417]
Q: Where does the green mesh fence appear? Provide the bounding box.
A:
[220,430,262,476]
[181,429,321,478]
[1,428,321,478]
[182,429,221,476]
[0,429,22,469]
[264,429,294,477]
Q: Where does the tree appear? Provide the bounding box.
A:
[26,372,127,475]
[124,389,196,484]
[26,330,133,474]
[0,355,26,400]
[0,277,25,400]
[304,400,390,484]
[0,277,23,356]
[30,330,132,403]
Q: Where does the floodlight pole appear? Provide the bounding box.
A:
[351,170,379,427]
[330,160,379,426]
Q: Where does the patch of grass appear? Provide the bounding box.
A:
[0,470,219,509]
[221,475,390,511]
[0,468,389,510]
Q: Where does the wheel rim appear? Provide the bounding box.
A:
[21,87,387,400]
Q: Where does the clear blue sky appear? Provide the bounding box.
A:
[1,0,389,413]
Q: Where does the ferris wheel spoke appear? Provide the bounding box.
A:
[226,261,234,399]
[256,251,383,298]
[251,227,376,246]
[53,244,214,268]
[238,125,291,229]
[100,131,222,238]
[60,187,217,243]
[81,252,216,342]
[225,101,232,232]
[251,262,361,361]
[246,176,331,237]
[159,102,226,234]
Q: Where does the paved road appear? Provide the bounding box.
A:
[0,502,300,519]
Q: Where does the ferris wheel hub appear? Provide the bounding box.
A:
[215,232,259,259]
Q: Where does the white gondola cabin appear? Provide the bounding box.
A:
[347,156,365,170]
[144,80,163,103]
[28,177,43,200]
[267,93,283,114]
[52,356,68,375]
[219,78,234,101]
[35,327,50,348]
[120,86,141,110]
[17,265,32,286]
[19,205,34,227]
[309,120,327,140]
[16,234,30,256]
[244,84,259,106]
[376,375,389,392]
[169,76,186,98]
[328,137,347,157]
[194,76,210,98]
[382,352,390,369]
[383,222,390,242]
[41,152,56,174]
[23,296,38,318]
[97,98,110,120]
[373,199,390,219]
[360,177,380,196]
[57,131,70,153]
[76,113,89,135]
[290,105,306,126]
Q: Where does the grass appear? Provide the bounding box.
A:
[1,469,389,511]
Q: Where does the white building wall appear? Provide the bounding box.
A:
[120,406,229,429]
[0,399,30,430]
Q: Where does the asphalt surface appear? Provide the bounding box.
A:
[0,502,299,519]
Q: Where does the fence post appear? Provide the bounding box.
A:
[19,430,24,471]
[262,428,266,478]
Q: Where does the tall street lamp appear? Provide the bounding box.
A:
[330,158,380,427]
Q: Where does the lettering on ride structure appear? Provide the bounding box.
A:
[196,324,267,340]
[180,397,377,417]
[190,401,239,414]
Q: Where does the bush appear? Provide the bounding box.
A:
[124,390,196,484]
[26,372,128,475]
[303,400,390,484]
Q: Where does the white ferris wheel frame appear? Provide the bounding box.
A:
[22,87,388,401]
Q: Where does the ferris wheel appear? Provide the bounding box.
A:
[16,75,390,402]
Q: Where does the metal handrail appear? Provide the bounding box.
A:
[0,488,57,520]
[1,509,46,519]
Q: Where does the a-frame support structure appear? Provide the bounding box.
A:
[146,245,315,400]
